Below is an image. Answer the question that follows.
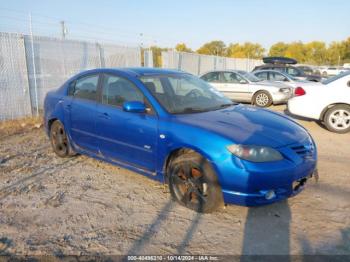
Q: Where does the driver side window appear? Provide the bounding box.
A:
[101,74,144,107]
[201,72,220,83]
[222,72,246,84]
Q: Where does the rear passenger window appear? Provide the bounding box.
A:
[73,75,99,101]
[102,74,144,107]
[256,72,268,80]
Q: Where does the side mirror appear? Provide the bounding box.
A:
[239,79,247,84]
[123,101,146,113]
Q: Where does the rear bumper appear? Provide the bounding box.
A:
[272,92,292,104]
[287,98,320,120]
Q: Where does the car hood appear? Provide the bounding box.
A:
[174,104,309,148]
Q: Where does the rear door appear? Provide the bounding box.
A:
[69,73,100,153]
[95,73,158,172]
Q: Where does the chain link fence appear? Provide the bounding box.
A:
[0,32,141,120]
[161,50,263,75]
[0,33,32,120]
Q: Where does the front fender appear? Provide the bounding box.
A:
[157,120,234,186]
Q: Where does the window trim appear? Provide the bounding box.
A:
[99,73,156,115]
[68,73,101,102]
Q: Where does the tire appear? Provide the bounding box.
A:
[50,120,76,157]
[253,91,273,107]
[322,71,328,77]
[167,152,223,213]
[324,105,350,133]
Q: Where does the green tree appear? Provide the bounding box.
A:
[305,41,327,65]
[284,42,308,63]
[342,37,350,63]
[196,40,226,56]
[227,42,265,59]
[326,41,345,65]
[175,43,193,52]
[269,42,289,57]
[149,46,169,67]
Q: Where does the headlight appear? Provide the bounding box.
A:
[226,145,283,162]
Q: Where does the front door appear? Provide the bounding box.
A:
[95,74,158,171]
[221,72,251,102]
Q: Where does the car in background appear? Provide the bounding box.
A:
[200,70,292,107]
[44,68,318,212]
[297,65,319,76]
[288,71,350,133]
[318,66,349,77]
[253,57,322,82]
[253,70,322,88]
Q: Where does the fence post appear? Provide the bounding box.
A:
[178,52,182,70]
[197,55,201,75]
[29,13,39,116]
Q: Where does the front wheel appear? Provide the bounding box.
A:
[324,105,350,133]
[253,91,273,107]
[167,152,223,213]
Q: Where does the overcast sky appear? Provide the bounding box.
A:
[0,0,349,49]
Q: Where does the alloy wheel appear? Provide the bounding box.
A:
[171,163,208,209]
[255,93,270,107]
[328,109,350,130]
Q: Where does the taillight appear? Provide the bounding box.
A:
[294,87,306,96]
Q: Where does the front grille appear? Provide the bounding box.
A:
[290,144,313,158]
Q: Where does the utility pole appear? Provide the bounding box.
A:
[29,13,39,116]
[60,21,67,39]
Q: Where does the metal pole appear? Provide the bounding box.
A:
[60,21,67,40]
[29,13,39,116]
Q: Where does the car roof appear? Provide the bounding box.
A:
[254,69,289,75]
[75,67,186,78]
[200,69,243,76]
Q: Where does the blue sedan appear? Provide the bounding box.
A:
[44,68,317,213]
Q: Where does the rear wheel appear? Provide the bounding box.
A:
[324,105,350,133]
[253,91,272,107]
[167,152,223,213]
[50,120,76,157]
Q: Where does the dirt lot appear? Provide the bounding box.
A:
[0,105,349,256]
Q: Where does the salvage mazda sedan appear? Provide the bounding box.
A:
[44,68,318,213]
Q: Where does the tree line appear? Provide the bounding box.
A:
[145,37,350,67]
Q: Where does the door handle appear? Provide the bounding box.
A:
[65,104,71,110]
[99,112,111,120]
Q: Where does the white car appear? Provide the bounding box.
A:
[253,70,323,88]
[288,71,350,133]
[200,70,292,107]
[318,67,349,77]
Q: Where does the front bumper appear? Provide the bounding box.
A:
[217,141,317,206]
[222,169,317,206]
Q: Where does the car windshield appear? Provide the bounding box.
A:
[322,71,350,85]
[140,74,235,114]
[239,71,262,82]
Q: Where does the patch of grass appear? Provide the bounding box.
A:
[0,116,43,138]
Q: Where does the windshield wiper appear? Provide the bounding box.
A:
[173,107,206,114]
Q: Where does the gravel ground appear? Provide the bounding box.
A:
[0,105,349,256]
